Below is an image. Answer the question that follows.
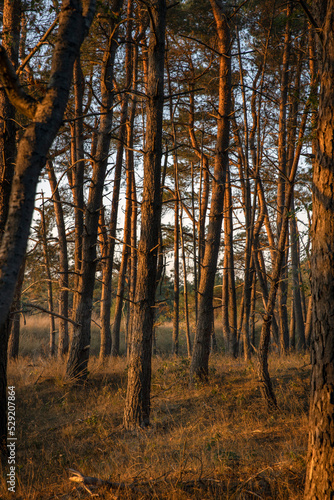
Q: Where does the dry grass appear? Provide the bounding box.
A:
[1,322,310,499]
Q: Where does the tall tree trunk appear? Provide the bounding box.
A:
[46,160,69,356]
[290,194,306,350]
[172,165,180,356]
[66,0,123,381]
[190,0,231,380]
[68,57,85,318]
[99,0,134,360]
[36,197,56,357]
[276,2,291,355]
[123,0,166,429]
[222,168,237,356]
[111,159,132,357]
[180,207,192,357]
[305,2,334,497]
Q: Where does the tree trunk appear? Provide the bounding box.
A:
[276,2,291,355]
[99,0,134,360]
[180,207,192,357]
[46,160,69,356]
[304,2,334,497]
[8,259,25,359]
[111,159,132,357]
[123,0,166,429]
[290,194,305,350]
[190,0,231,380]
[66,0,122,381]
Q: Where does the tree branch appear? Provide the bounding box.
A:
[0,46,38,119]
[22,302,79,327]
[16,15,60,75]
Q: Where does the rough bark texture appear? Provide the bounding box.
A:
[123,0,166,429]
[190,0,230,380]
[305,2,334,498]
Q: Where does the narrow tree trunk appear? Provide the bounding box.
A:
[290,194,305,350]
[111,162,132,357]
[46,160,69,356]
[99,0,135,360]
[66,1,123,381]
[8,259,25,359]
[180,208,191,357]
[276,2,291,354]
[123,0,166,429]
[173,174,180,355]
[38,197,57,356]
[190,1,231,380]
[304,294,312,347]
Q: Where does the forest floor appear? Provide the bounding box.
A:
[1,319,311,499]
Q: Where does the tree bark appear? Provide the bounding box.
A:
[190,0,231,380]
[304,2,334,497]
[66,0,123,381]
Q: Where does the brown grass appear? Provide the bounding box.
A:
[0,322,310,499]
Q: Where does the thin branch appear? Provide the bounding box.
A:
[22,302,79,327]
[17,15,60,74]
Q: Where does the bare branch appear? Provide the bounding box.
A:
[16,15,60,75]
[0,45,38,119]
[22,302,79,327]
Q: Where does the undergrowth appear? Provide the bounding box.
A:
[1,339,310,499]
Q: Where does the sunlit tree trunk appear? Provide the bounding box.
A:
[190,0,231,380]
[66,0,123,381]
[277,2,292,355]
[305,2,334,497]
[123,0,166,429]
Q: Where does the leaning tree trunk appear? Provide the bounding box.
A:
[190,0,231,381]
[123,0,166,429]
[304,2,334,498]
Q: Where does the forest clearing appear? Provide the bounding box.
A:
[1,317,310,499]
